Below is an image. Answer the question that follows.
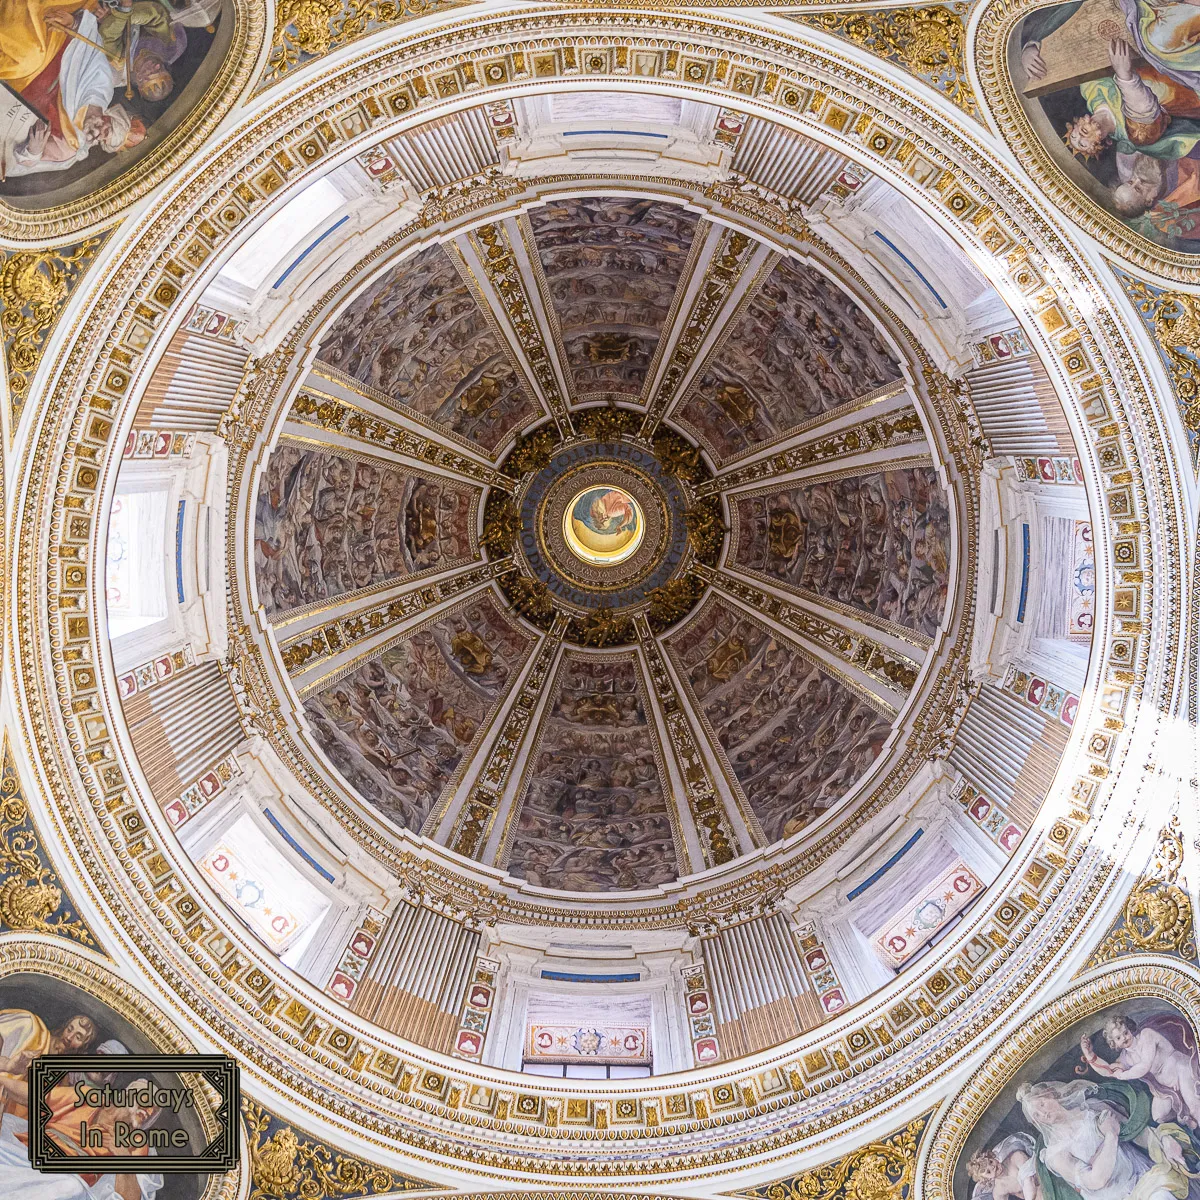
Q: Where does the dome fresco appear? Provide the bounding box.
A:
[248,193,954,892]
[2,29,1191,1200]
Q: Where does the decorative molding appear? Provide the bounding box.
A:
[0,740,98,948]
[470,221,573,434]
[260,0,468,90]
[244,1097,442,1197]
[699,402,925,495]
[1,238,107,434]
[1111,267,1200,473]
[787,6,977,118]
[1086,817,1197,967]
[730,1111,930,1200]
[279,561,508,681]
[711,568,922,703]
[643,226,765,435]
[637,616,742,868]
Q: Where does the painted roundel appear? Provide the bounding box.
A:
[564,486,644,565]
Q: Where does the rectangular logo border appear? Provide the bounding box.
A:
[27,1054,239,1174]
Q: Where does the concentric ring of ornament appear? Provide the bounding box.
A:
[523,443,684,605]
[14,4,1176,1174]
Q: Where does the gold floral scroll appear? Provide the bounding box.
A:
[0,237,107,434]
[0,739,98,947]
[729,1112,930,1200]
[1112,267,1200,472]
[243,1098,442,1198]
[786,6,977,117]
[1087,816,1197,967]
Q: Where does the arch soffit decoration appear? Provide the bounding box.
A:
[6,5,1192,1187]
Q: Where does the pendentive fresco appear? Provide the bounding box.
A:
[0,972,206,1200]
[1010,0,1200,253]
[956,999,1200,1200]
[0,0,231,207]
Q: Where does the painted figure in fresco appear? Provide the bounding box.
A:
[0,1008,98,1115]
[960,1005,1200,1200]
[967,1133,1042,1200]
[1082,1014,1200,1129]
[586,489,636,537]
[0,0,222,183]
[0,1076,163,1200]
[1017,0,1200,249]
[505,657,678,892]
[1016,1078,1199,1200]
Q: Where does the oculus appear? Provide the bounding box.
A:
[563,486,644,566]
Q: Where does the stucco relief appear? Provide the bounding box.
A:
[253,444,474,616]
[303,595,533,834]
[315,243,540,451]
[505,653,678,892]
[673,256,902,462]
[733,467,951,639]
[668,601,893,842]
[528,197,700,401]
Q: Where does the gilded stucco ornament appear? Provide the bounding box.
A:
[1111,267,1200,471]
[974,0,1200,280]
[261,0,469,91]
[0,238,107,435]
[0,742,97,946]
[6,5,1183,1179]
[244,1099,440,1198]
[787,6,978,118]
[1086,817,1197,966]
[731,1113,929,1200]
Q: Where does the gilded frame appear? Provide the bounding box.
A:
[0,936,244,1200]
[973,0,1200,282]
[0,0,265,243]
[920,960,1200,1200]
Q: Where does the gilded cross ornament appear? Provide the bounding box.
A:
[1086,816,1197,966]
[0,741,97,946]
[787,6,977,118]
[243,1098,441,1198]
[0,237,106,433]
[1112,268,1200,471]
[730,1113,929,1200]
